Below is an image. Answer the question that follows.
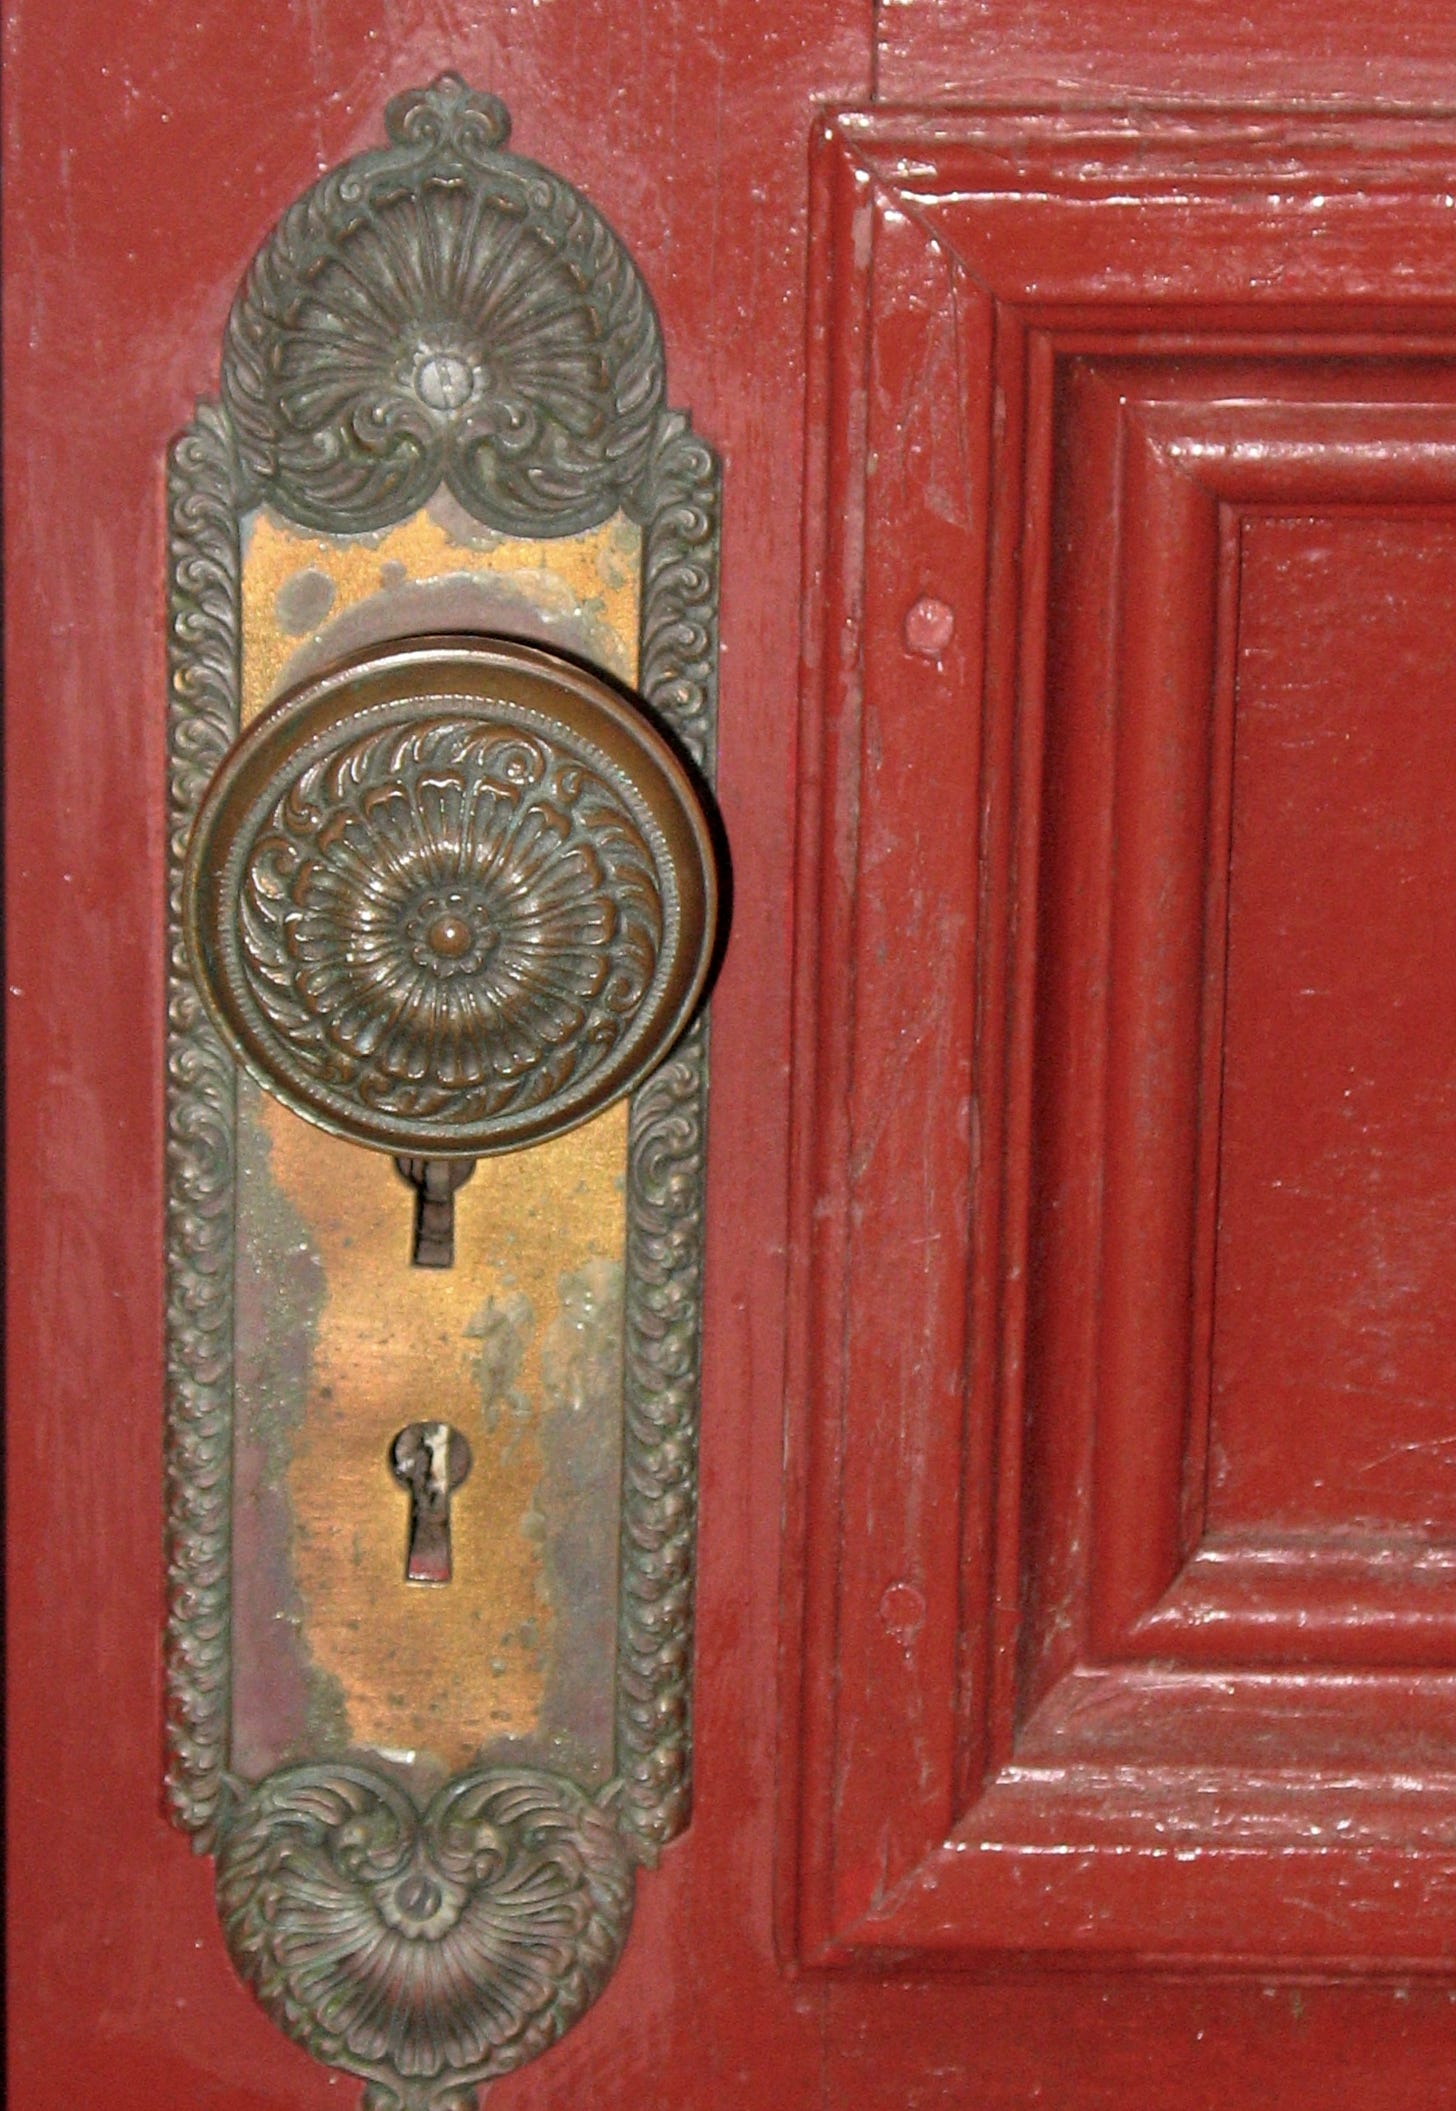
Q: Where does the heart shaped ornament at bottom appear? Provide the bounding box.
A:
[216,1761,636,2111]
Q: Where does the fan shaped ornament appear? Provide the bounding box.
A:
[223,73,665,535]
[217,1763,635,2111]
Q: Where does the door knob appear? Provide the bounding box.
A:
[183,632,717,1159]
[162,73,721,2110]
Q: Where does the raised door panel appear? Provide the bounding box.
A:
[786,107,1456,1967]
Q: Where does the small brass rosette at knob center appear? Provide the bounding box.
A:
[183,634,718,1156]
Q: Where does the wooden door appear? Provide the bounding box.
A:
[11,4,1456,2106]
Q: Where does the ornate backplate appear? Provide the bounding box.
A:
[164,75,717,2109]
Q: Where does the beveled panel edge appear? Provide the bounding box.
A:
[785,129,1005,1960]
[1103,376,1456,1665]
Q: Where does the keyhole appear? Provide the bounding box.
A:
[396,1156,475,1267]
[390,1421,472,1585]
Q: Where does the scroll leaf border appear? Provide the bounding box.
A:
[163,71,717,2098]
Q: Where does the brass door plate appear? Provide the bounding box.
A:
[163,75,719,2111]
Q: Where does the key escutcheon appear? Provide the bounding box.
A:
[390,1421,473,1585]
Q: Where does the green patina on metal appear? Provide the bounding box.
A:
[164,73,719,2111]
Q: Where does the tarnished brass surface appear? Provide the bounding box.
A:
[241,499,641,714]
[232,1080,628,1785]
[228,499,644,1793]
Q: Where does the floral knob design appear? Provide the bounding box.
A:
[186,637,717,1156]
[245,720,659,1120]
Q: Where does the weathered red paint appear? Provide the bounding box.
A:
[783,95,1456,2068]
[10,6,1456,2108]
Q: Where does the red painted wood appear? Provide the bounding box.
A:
[13,10,1456,2111]
[786,105,1456,1981]
[875,0,1456,104]
[1212,512,1456,1539]
[1024,365,1456,1675]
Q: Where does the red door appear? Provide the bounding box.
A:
[12,4,1456,2106]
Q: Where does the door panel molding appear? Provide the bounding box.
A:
[786,105,1456,1969]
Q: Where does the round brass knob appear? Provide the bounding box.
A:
[184,635,718,1157]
